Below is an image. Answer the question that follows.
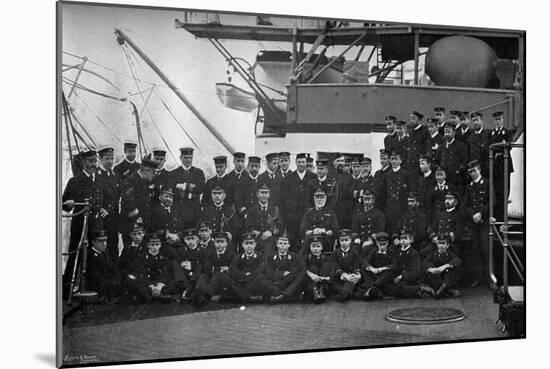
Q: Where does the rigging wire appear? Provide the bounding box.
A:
[62,77,125,102]
[122,44,180,164]
[125,44,206,159]
[72,90,124,145]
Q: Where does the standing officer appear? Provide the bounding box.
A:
[334,155,354,229]
[62,149,107,298]
[198,185,242,249]
[225,152,247,209]
[96,146,121,260]
[384,115,398,154]
[278,151,293,179]
[259,152,282,207]
[454,112,472,143]
[381,151,416,234]
[120,157,158,238]
[417,154,436,222]
[149,148,169,208]
[468,112,490,176]
[168,147,205,229]
[407,111,428,175]
[392,120,411,170]
[244,184,284,260]
[306,155,315,173]
[489,111,514,221]
[435,121,468,194]
[374,149,391,212]
[114,141,140,179]
[306,158,339,210]
[203,156,235,206]
[280,153,316,249]
[463,160,493,288]
[426,118,444,159]
[433,107,446,134]
[392,192,428,252]
[235,155,262,217]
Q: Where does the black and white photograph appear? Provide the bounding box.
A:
[56,0,525,367]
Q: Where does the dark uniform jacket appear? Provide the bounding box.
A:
[335,171,354,227]
[331,247,362,278]
[117,242,146,276]
[235,173,261,214]
[86,247,121,295]
[467,129,490,175]
[408,124,429,172]
[244,202,283,235]
[373,165,391,211]
[392,135,411,167]
[394,246,422,283]
[302,253,333,276]
[62,171,106,228]
[201,247,236,277]
[265,252,302,280]
[96,167,120,218]
[225,169,247,208]
[462,177,492,225]
[280,170,317,222]
[363,249,396,270]
[417,171,436,220]
[382,167,416,218]
[202,174,236,206]
[428,181,460,216]
[113,159,140,179]
[167,165,205,222]
[394,208,428,244]
[175,245,203,281]
[426,133,445,159]
[455,123,473,144]
[150,203,183,235]
[198,202,241,238]
[350,174,378,209]
[423,249,462,271]
[306,176,339,210]
[258,170,283,206]
[120,172,154,230]
[131,251,172,285]
[300,207,339,240]
[230,252,264,282]
[199,239,215,254]
[384,132,398,154]
[151,167,170,207]
[435,139,468,183]
[429,207,464,241]
[489,127,514,174]
[351,206,386,242]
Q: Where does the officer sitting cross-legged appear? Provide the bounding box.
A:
[361,232,397,301]
[300,235,333,303]
[423,233,462,298]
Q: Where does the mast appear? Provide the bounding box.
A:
[114,28,235,153]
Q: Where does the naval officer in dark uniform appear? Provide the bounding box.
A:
[489,111,514,221]
[96,146,121,260]
[150,148,170,207]
[62,149,107,298]
[167,147,205,229]
[235,156,262,216]
[113,141,140,179]
[203,156,235,206]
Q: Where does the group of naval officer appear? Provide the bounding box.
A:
[61,107,514,305]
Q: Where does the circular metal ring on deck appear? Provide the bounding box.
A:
[386,307,466,325]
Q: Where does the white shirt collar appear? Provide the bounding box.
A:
[125,158,135,164]
[413,124,422,131]
[431,132,439,138]
[423,170,432,178]
[318,175,327,182]
[446,206,456,212]
[297,170,306,180]
[447,138,455,145]
[182,164,192,171]
[392,166,401,172]
[249,173,259,180]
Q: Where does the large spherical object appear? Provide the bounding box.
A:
[426,36,497,88]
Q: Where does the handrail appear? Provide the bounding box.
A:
[489,142,525,300]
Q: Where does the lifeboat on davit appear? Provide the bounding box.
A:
[215,50,344,112]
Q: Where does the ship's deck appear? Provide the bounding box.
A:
[62,287,507,366]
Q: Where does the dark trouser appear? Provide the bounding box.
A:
[385,202,405,235]
[172,262,198,294]
[362,271,395,293]
[336,202,353,229]
[302,279,330,300]
[468,223,491,284]
[126,276,175,302]
[424,270,458,290]
[271,270,307,297]
[233,275,282,301]
[176,200,201,230]
[258,237,276,261]
[333,280,361,298]
[384,278,420,298]
[195,272,278,301]
[104,215,119,260]
[285,209,306,253]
